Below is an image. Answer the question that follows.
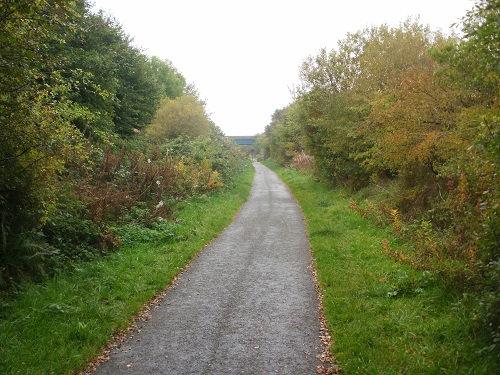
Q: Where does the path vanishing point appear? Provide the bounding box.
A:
[92,162,326,374]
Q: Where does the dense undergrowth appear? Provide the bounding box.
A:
[1,130,244,288]
[264,161,498,374]
[0,160,254,374]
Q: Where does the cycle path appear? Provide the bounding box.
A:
[92,162,324,374]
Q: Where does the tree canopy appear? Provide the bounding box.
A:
[146,95,214,141]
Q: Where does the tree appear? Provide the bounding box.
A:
[59,10,126,135]
[55,11,181,138]
[460,0,499,88]
[0,0,89,282]
[113,46,162,136]
[297,37,370,188]
[149,56,186,99]
[145,95,213,141]
[263,104,306,165]
[355,22,460,177]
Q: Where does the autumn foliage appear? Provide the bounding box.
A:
[263,0,499,348]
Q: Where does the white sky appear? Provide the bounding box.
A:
[91,0,475,136]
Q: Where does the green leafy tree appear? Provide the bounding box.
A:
[460,0,499,88]
[297,40,370,188]
[263,104,306,166]
[0,0,90,282]
[59,11,170,137]
[145,95,213,141]
[59,11,125,135]
[113,45,162,136]
[149,56,186,99]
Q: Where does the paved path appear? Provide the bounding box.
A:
[93,162,323,374]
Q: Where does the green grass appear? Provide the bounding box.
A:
[263,161,497,374]
[0,161,254,374]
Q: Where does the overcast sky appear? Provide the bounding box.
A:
[91,0,475,136]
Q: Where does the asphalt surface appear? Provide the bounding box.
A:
[93,162,323,374]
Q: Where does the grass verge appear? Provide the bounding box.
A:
[0,161,254,374]
[263,161,496,374]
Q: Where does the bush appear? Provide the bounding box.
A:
[43,196,117,261]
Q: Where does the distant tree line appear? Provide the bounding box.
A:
[0,0,244,287]
[261,0,499,349]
